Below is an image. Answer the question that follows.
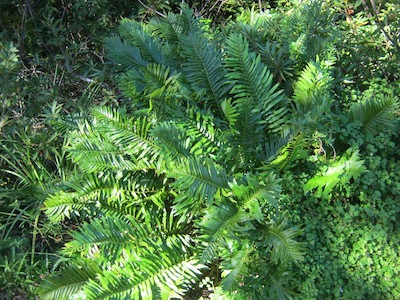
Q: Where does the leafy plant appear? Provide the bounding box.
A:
[38,6,308,299]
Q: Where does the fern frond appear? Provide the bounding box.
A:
[220,240,252,292]
[64,214,191,260]
[170,157,230,214]
[260,216,304,264]
[268,135,310,172]
[224,33,289,165]
[152,122,190,162]
[197,202,253,264]
[349,95,399,134]
[84,247,202,300]
[118,18,164,65]
[232,172,281,223]
[182,108,222,158]
[291,61,332,116]
[104,35,148,70]
[90,107,161,169]
[180,33,230,111]
[43,191,82,222]
[304,149,367,199]
[38,260,100,300]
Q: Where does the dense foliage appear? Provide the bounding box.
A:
[1,0,399,299]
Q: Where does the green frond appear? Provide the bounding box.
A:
[220,98,239,127]
[43,172,164,222]
[38,260,100,300]
[68,124,142,173]
[43,191,83,223]
[153,5,200,50]
[118,18,164,65]
[71,107,161,171]
[224,33,289,160]
[170,157,230,214]
[268,134,310,172]
[304,149,367,199]
[180,32,230,111]
[260,216,304,264]
[220,240,252,292]
[232,172,281,223]
[291,61,332,117]
[104,35,148,70]
[181,108,221,158]
[152,122,191,162]
[64,214,190,260]
[84,247,203,300]
[349,95,399,134]
[197,202,253,264]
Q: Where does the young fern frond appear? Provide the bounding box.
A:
[349,95,399,134]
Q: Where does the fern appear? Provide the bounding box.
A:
[224,33,289,165]
[304,149,367,199]
[104,35,148,70]
[118,18,164,65]
[180,32,230,111]
[38,261,100,300]
[171,157,230,215]
[268,135,310,172]
[84,246,202,300]
[349,95,399,134]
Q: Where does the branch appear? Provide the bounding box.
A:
[138,0,166,18]
[369,0,400,53]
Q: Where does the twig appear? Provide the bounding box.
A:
[369,0,400,53]
[137,0,166,18]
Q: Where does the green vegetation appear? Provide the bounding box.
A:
[1,0,399,299]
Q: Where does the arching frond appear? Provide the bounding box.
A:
[232,172,281,223]
[268,134,310,172]
[171,157,230,216]
[220,240,252,292]
[349,95,399,134]
[152,122,191,162]
[104,35,148,70]
[197,202,244,264]
[84,246,203,300]
[182,108,222,158]
[64,214,191,260]
[118,18,164,65]
[225,33,288,131]
[81,107,161,170]
[38,260,100,300]
[180,32,230,111]
[259,216,304,264]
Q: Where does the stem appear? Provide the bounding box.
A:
[137,0,166,18]
[31,211,40,266]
